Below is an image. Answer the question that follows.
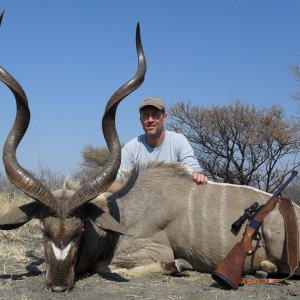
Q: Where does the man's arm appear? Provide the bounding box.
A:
[107,180,122,193]
[176,133,208,185]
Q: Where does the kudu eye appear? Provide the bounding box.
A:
[40,224,51,241]
[72,231,82,244]
[40,227,53,243]
[43,232,51,243]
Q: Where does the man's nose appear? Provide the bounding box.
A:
[147,115,155,122]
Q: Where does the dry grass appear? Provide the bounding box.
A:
[0,192,42,267]
[0,192,32,213]
[0,192,40,237]
[0,192,44,296]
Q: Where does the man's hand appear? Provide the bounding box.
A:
[107,180,122,193]
[192,172,208,185]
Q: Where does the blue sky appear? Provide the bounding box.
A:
[0,1,299,174]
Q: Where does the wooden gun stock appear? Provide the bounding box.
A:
[211,225,258,290]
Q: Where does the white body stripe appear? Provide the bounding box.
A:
[218,185,227,255]
[187,184,196,246]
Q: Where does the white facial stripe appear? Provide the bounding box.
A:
[51,242,72,261]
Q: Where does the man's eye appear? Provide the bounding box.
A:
[142,112,161,119]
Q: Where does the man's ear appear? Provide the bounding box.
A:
[0,201,39,230]
[163,113,168,123]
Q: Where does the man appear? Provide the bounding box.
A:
[108,96,207,192]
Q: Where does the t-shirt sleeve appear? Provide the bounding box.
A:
[176,134,202,173]
[116,143,134,182]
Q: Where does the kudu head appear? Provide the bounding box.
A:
[0,12,146,292]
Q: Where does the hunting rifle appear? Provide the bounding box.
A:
[211,170,298,290]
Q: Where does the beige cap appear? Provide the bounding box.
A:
[139,96,165,111]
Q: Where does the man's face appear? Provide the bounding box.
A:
[140,106,167,138]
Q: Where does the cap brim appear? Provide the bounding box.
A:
[139,104,164,110]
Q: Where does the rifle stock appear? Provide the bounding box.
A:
[211,226,255,289]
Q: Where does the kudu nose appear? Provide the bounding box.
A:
[51,285,68,293]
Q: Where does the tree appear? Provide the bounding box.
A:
[284,174,300,205]
[289,57,300,101]
[74,145,110,184]
[0,161,66,194]
[35,160,67,191]
[0,170,15,193]
[167,99,300,192]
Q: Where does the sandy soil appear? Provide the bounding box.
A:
[0,237,299,300]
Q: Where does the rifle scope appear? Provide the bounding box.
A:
[231,202,259,234]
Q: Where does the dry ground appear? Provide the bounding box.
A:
[0,193,299,300]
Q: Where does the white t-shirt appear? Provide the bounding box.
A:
[116,130,202,181]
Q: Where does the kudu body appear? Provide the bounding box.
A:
[0,11,299,293]
[74,165,300,279]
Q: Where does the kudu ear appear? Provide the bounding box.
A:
[0,201,39,230]
[86,203,127,235]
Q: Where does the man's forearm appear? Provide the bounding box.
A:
[107,180,122,193]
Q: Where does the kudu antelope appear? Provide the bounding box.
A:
[0,13,145,291]
[1,12,300,293]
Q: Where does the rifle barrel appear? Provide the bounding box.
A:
[274,171,298,198]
